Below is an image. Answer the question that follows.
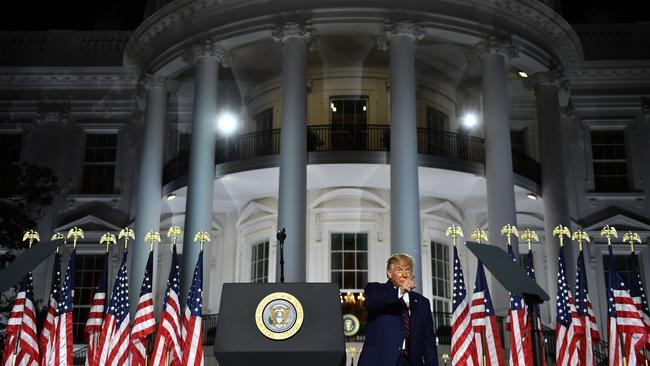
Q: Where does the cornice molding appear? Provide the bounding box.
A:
[124,0,583,75]
[0,71,137,89]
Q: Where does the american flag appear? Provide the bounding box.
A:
[470,261,505,366]
[54,249,76,366]
[524,251,548,366]
[555,246,579,366]
[506,244,531,366]
[13,272,39,366]
[150,245,182,366]
[575,250,597,365]
[628,252,650,362]
[84,253,109,366]
[130,251,156,366]
[451,246,478,366]
[38,253,61,366]
[181,251,204,366]
[95,250,130,366]
[606,246,648,366]
[2,276,28,366]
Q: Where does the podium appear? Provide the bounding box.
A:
[214,282,346,366]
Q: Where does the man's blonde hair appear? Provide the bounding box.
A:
[386,253,414,271]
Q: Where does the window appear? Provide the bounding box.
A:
[330,96,368,127]
[82,134,117,194]
[73,254,104,343]
[591,129,630,192]
[331,233,368,291]
[330,96,368,150]
[255,108,273,132]
[178,133,191,156]
[603,253,633,289]
[255,108,274,156]
[424,108,449,156]
[0,134,22,164]
[430,241,451,323]
[251,240,270,283]
[426,107,448,132]
[510,129,527,153]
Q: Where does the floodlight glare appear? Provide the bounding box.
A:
[217,112,238,135]
[462,113,478,129]
[518,71,529,78]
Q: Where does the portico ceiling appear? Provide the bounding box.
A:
[161,164,543,216]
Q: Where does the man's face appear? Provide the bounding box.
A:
[387,259,413,288]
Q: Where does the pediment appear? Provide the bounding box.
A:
[237,200,277,227]
[53,214,122,234]
[582,213,650,233]
[309,188,389,211]
[421,201,463,223]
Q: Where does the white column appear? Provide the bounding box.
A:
[272,23,311,282]
[384,21,425,286]
[525,70,572,322]
[468,38,520,314]
[182,42,230,296]
[132,75,174,310]
[468,38,520,252]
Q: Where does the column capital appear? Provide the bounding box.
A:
[466,37,519,62]
[523,70,569,92]
[142,74,179,93]
[560,105,579,121]
[272,22,313,44]
[378,21,424,50]
[183,41,231,67]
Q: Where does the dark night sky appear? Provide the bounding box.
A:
[0,0,648,31]
[0,0,148,31]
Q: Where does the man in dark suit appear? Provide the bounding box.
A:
[358,253,438,366]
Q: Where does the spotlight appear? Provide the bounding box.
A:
[527,193,537,200]
[462,113,478,129]
[217,112,238,135]
[518,71,528,78]
[166,193,176,201]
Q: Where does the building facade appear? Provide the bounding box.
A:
[1,0,650,363]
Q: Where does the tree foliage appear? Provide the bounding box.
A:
[0,161,59,249]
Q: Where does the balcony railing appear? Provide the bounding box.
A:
[163,125,540,185]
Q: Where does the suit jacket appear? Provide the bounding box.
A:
[358,281,438,366]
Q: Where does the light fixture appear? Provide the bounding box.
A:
[462,112,478,129]
[527,192,537,200]
[362,105,367,112]
[216,111,238,135]
[166,193,176,201]
[518,71,528,78]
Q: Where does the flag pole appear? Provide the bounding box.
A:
[143,230,161,366]
[13,230,39,366]
[602,226,626,366]
[623,231,645,366]
[470,229,489,366]
[97,233,116,363]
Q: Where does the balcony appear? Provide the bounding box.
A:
[163,125,540,187]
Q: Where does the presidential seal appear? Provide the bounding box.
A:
[342,314,360,337]
[255,292,304,340]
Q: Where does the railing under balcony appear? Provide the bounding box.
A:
[163,125,540,186]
